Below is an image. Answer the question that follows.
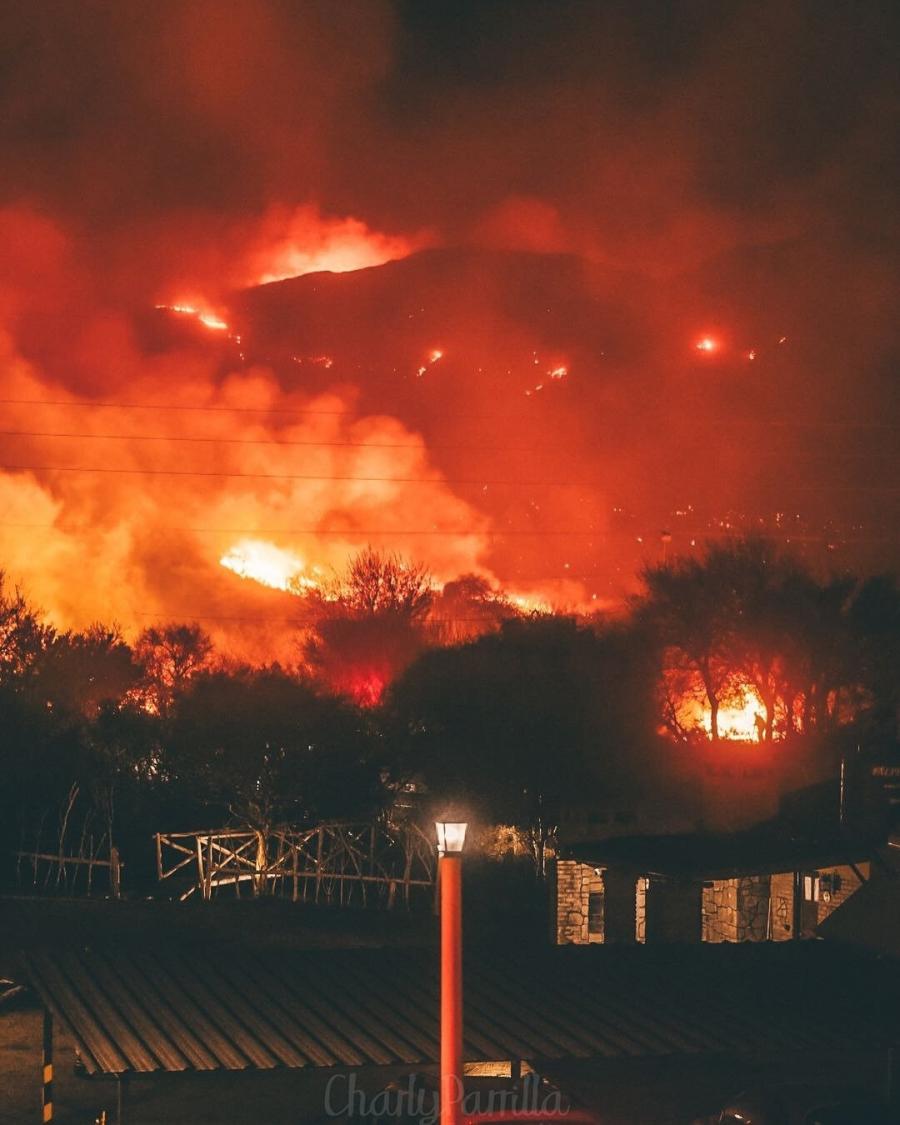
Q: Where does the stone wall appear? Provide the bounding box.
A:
[555,860,604,944]
[557,860,868,945]
[702,879,739,942]
[737,875,771,940]
[635,876,647,944]
[702,876,771,942]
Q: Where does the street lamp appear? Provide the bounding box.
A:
[436,821,467,856]
[436,820,467,1125]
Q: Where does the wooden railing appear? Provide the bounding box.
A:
[14,846,122,897]
[155,821,435,906]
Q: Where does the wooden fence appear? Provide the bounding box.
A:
[14,846,122,898]
[155,821,436,906]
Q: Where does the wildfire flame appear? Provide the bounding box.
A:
[347,671,388,708]
[675,675,770,742]
[155,303,229,332]
[508,592,553,614]
[220,539,319,594]
[707,688,767,741]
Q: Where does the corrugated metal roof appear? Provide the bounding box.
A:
[25,943,900,1077]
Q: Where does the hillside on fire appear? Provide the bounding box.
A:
[0,232,894,668]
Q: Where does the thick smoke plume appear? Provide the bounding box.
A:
[0,2,896,656]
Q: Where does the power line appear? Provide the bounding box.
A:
[0,520,894,544]
[0,463,897,490]
[0,397,897,429]
[0,463,593,485]
[0,428,510,452]
[0,429,897,460]
[0,397,358,418]
[0,521,594,536]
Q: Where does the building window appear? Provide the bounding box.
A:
[803,874,820,902]
[587,892,604,936]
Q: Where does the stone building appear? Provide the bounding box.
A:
[555,831,870,945]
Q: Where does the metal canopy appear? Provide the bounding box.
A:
[25,943,899,1077]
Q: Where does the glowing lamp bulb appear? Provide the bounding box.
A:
[435,821,468,854]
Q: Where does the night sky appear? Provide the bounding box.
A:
[0,1,897,655]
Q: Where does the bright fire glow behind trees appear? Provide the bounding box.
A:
[220,540,319,594]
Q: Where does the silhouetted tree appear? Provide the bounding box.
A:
[301,549,433,704]
[35,624,139,719]
[389,616,657,876]
[0,573,53,687]
[849,574,900,738]
[165,666,383,829]
[636,548,739,740]
[427,574,518,645]
[639,539,885,743]
[134,623,213,715]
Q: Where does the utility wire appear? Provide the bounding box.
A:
[0,520,894,544]
[0,429,896,459]
[0,397,897,429]
[0,463,896,490]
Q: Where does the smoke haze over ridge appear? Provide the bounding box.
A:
[0,1,897,655]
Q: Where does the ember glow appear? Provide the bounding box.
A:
[694,336,719,354]
[417,348,444,377]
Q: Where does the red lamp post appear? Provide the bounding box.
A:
[436,820,467,1125]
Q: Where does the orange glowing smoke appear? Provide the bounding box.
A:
[242,205,429,285]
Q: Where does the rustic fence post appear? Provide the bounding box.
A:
[315,826,324,903]
[42,1007,53,1123]
[109,847,121,899]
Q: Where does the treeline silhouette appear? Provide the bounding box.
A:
[1,541,897,893]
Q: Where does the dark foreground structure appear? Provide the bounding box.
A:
[22,942,900,1122]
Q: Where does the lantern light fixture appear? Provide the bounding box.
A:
[435,821,467,855]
